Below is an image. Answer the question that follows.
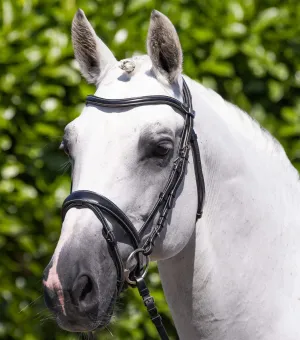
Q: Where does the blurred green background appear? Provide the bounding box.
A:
[0,0,299,339]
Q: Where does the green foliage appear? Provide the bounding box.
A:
[0,0,299,339]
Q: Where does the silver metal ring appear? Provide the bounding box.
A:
[124,248,149,285]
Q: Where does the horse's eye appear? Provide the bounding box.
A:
[153,141,173,158]
[59,141,70,156]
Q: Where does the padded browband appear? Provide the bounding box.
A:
[86,94,195,118]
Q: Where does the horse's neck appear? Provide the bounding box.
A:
[158,78,300,340]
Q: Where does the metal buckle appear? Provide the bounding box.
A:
[103,229,116,244]
[124,248,150,285]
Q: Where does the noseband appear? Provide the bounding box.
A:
[61,78,205,339]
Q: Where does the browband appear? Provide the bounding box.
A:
[86,94,195,118]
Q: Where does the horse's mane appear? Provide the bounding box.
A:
[205,85,283,155]
[189,77,299,181]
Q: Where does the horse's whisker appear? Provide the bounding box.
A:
[19,294,43,313]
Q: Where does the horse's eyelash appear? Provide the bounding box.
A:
[59,142,64,150]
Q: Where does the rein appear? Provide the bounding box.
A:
[61,78,205,339]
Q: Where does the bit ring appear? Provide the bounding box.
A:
[124,248,150,285]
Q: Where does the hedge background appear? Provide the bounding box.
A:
[0,0,299,339]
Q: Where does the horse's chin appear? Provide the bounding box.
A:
[56,292,117,333]
[56,313,111,333]
[56,312,95,332]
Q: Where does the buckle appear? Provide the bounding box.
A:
[103,229,116,244]
[144,296,155,307]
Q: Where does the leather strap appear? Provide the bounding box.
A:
[190,130,205,219]
[61,191,142,289]
[86,94,195,118]
[136,277,170,340]
[62,190,140,249]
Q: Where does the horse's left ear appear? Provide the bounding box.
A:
[72,9,117,84]
[147,10,183,84]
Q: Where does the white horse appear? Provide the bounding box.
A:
[43,9,300,340]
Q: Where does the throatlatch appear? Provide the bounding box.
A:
[62,78,205,340]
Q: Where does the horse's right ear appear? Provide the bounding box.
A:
[72,9,117,85]
[147,10,182,84]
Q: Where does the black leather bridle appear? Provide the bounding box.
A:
[61,78,205,339]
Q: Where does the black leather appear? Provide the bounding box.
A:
[61,78,205,340]
[86,94,195,118]
[136,277,169,340]
[62,190,143,289]
[190,130,205,219]
[62,190,140,247]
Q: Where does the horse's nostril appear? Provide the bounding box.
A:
[79,276,93,302]
[71,275,94,306]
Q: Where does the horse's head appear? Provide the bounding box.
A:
[43,9,198,332]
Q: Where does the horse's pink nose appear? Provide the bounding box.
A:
[43,269,99,321]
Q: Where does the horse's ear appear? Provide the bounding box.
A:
[72,9,117,85]
[147,10,183,84]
